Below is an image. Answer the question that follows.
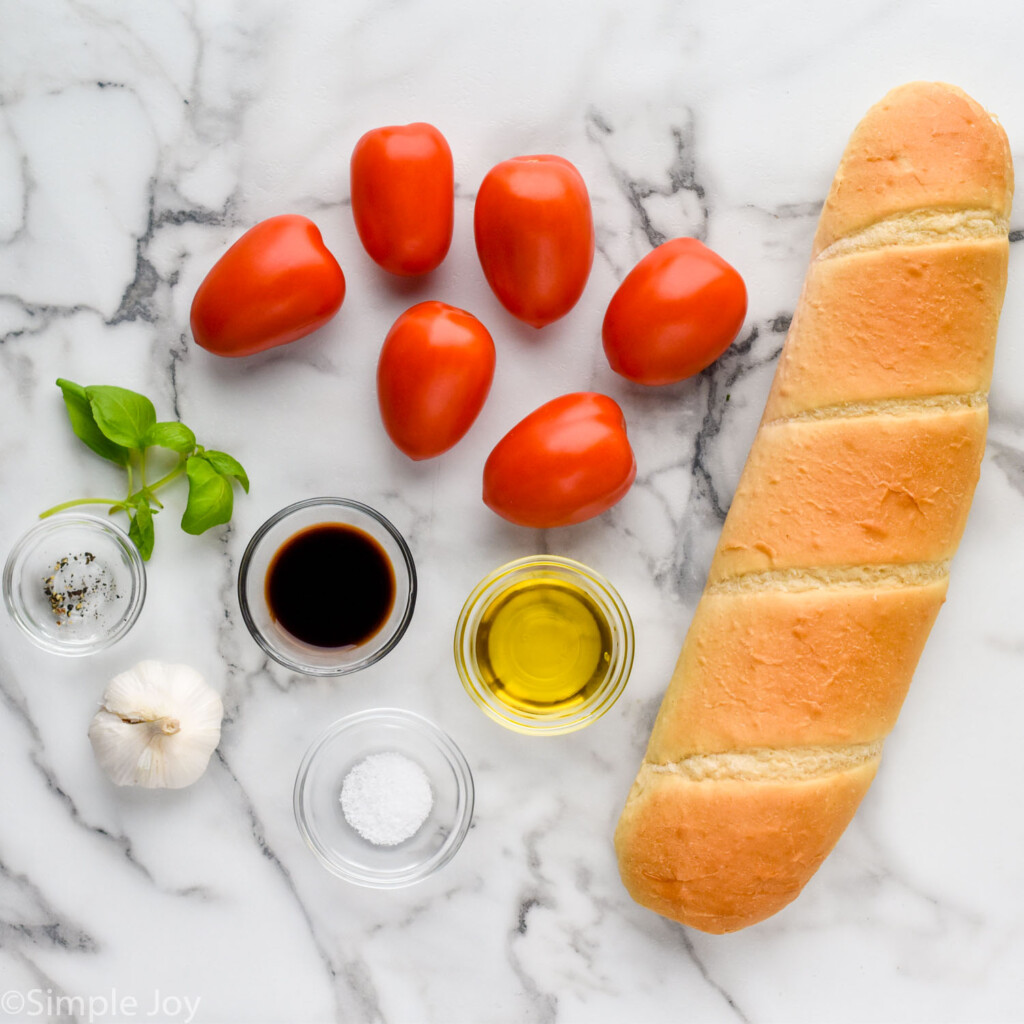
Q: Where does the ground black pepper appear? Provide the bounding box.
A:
[42,551,120,625]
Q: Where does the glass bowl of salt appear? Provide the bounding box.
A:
[293,708,474,888]
[3,514,146,656]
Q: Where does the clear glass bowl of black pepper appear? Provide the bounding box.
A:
[238,498,417,676]
[293,708,475,888]
[2,514,147,656]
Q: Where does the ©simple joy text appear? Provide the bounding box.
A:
[1,987,201,1024]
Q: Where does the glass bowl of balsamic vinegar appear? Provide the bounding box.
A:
[238,498,416,676]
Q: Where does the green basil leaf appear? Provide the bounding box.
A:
[198,449,250,493]
[55,378,131,466]
[144,421,197,454]
[128,502,155,561]
[181,455,233,535]
[85,385,156,449]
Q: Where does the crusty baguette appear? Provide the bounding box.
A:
[614,82,1013,934]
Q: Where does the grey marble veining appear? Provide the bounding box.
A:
[2,2,1023,1022]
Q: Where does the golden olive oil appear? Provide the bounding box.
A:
[473,577,613,715]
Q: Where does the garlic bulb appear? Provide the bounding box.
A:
[88,660,224,789]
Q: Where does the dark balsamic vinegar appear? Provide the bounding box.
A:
[265,523,395,648]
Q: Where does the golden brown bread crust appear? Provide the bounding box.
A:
[615,761,879,934]
[708,406,989,581]
[763,239,1008,421]
[615,82,1013,933]
[812,82,1013,254]
[645,579,946,760]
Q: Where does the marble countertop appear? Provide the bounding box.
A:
[2,3,1023,1022]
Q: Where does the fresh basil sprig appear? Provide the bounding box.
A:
[40,379,249,560]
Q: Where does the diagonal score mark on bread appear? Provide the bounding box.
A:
[642,741,884,783]
[814,207,1008,261]
[706,560,951,594]
[614,81,1014,933]
[762,391,988,426]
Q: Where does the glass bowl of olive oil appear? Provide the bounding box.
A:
[454,556,634,735]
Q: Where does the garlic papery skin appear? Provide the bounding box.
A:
[88,660,224,789]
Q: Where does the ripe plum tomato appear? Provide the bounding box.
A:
[602,237,747,385]
[483,392,636,528]
[377,301,496,461]
[474,155,594,328]
[350,122,454,276]
[190,214,345,358]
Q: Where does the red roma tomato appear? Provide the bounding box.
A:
[350,123,454,276]
[190,214,345,358]
[602,238,747,385]
[474,155,594,328]
[377,301,496,460]
[483,393,636,528]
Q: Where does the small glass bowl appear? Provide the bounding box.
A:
[238,498,416,676]
[293,708,474,888]
[2,514,146,656]
[455,555,634,735]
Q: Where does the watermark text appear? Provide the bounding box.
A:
[2,988,201,1023]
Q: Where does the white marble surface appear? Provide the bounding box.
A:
[2,2,1023,1022]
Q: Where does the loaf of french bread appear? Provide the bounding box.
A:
[614,82,1014,934]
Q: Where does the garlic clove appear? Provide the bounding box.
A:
[89,660,224,789]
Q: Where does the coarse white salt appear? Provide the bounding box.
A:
[340,751,433,846]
